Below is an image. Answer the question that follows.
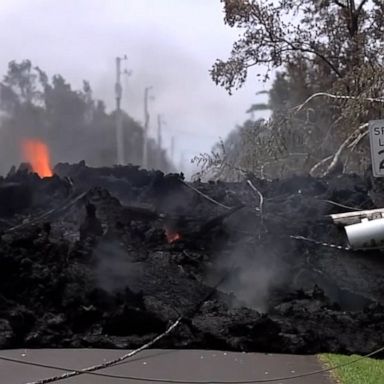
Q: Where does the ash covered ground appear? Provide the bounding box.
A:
[0,162,383,355]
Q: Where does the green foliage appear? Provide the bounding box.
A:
[191,140,229,180]
[320,354,384,384]
[212,0,384,93]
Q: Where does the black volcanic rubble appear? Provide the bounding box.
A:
[0,162,383,355]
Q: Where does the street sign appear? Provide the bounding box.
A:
[369,119,384,177]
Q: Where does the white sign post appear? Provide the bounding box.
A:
[369,119,384,177]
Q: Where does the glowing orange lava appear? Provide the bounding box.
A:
[165,227,181,243]
[21,139,53,178]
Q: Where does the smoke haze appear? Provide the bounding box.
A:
[207,227,290,312]
[93,239,143,293]
[0,0,270,177]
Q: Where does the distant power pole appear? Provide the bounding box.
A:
[157,114,164,168]
[115,56,127,165]
[143,86,153,169]
[157,114,163,149]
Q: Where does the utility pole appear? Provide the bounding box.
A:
[157,114,164,168]
[143,86,153,169]
[157,114,163,149]
[115,55,127,165]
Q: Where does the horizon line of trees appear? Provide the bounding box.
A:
[0,59,175,176]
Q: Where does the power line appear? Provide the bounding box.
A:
[22,318,182,384]
[1,345,383,383]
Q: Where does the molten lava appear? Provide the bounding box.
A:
[165,227,181,243]
[21,139,53,178]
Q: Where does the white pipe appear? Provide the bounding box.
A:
[345,218,384,249]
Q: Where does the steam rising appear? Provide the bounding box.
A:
[213,242,289,312]
[93,239,142,293]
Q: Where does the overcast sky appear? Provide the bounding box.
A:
[0,0,270,174]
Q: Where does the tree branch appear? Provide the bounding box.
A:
[299,46,343,78]
[333,0,347,8]
[347,129,368,151]
[247,179,264,214]
[248,4,344,79]
[310,123,369,177]
[357,0,368,13]
[293,92,384,112]
[309,155,334,177]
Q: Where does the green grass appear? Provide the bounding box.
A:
[320,353,384,384]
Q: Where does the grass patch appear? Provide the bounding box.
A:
[320,353,384,384]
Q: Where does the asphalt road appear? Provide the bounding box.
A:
[0,349,334,384]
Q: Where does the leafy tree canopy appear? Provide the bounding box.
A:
[211,0,384,94]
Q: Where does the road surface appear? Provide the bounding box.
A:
[0,349,334,384]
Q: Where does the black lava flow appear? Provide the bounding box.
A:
[0,161,383,356]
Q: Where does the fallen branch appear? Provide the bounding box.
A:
[246,179,265,238]
[309,155,333,177]
[246,180,264,214]
[347,130,369,151]
[293,92,384,113]
[344,129,369,169]
[180,181,232,210]
[317,199,363,212]
[309,123,368,177]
